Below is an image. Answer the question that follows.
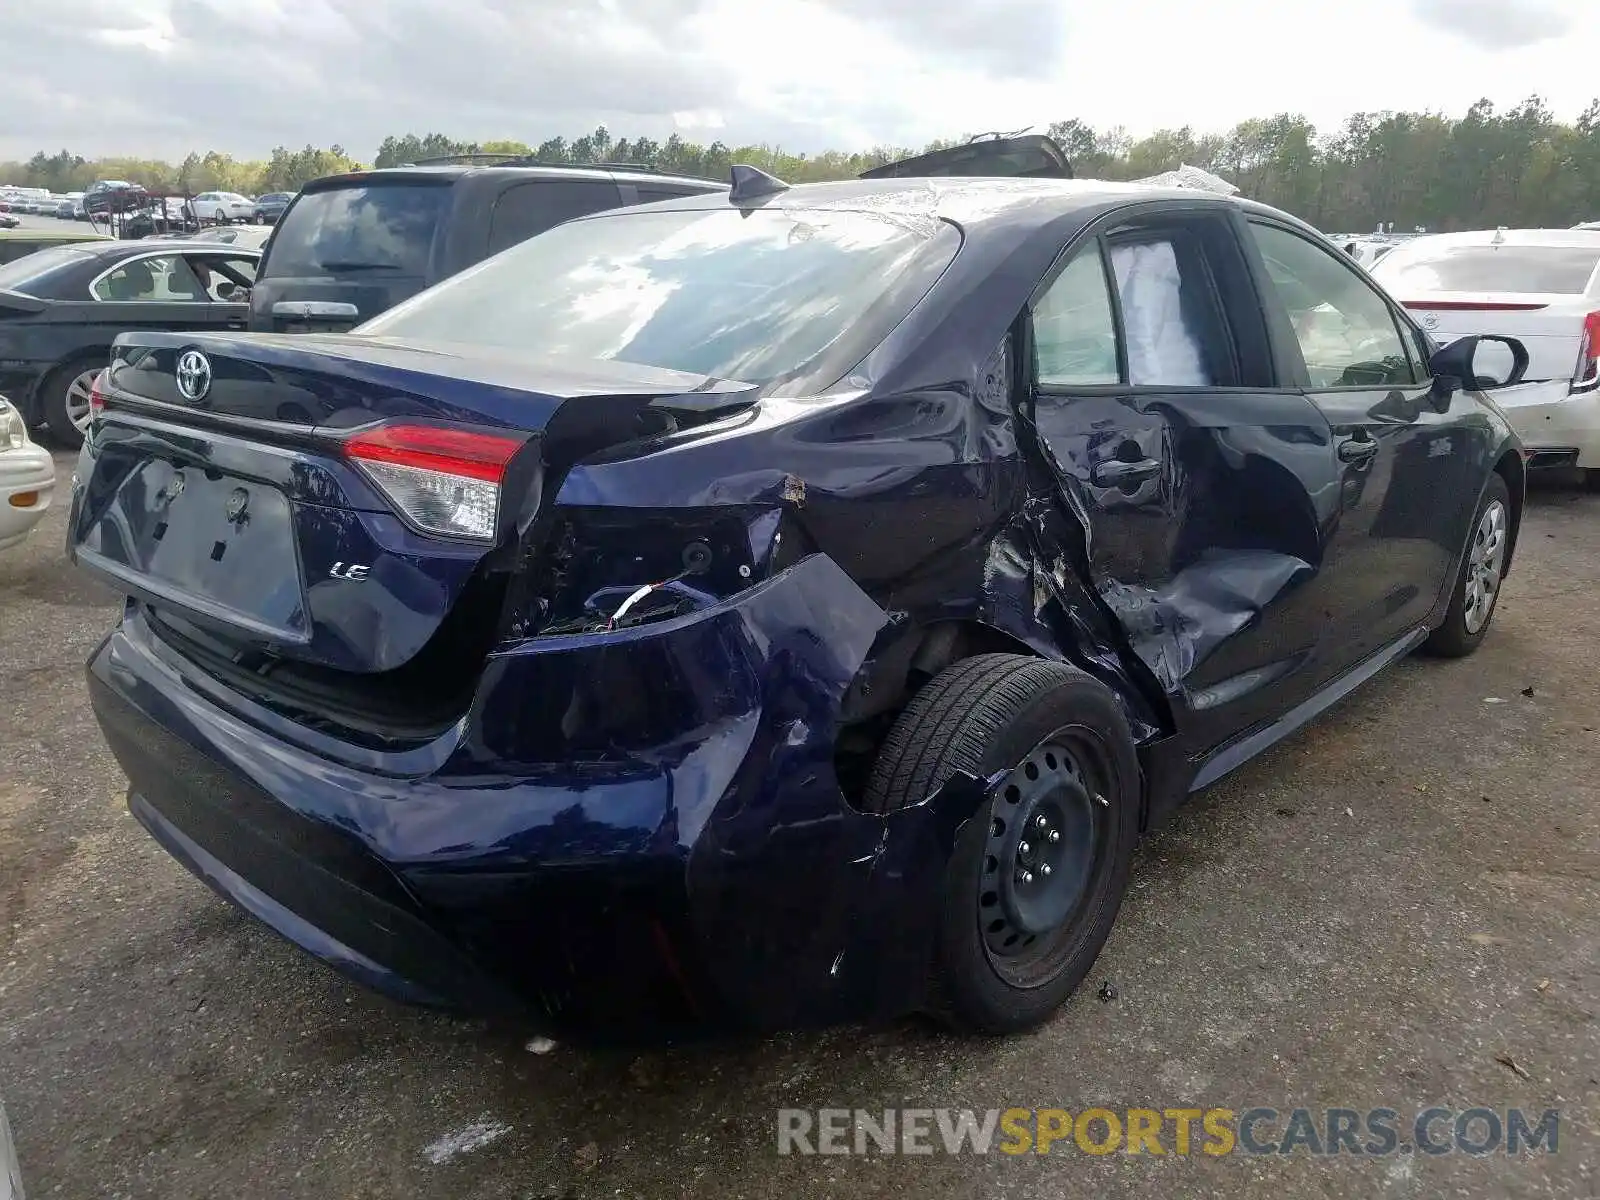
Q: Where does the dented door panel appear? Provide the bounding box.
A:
[1031,387,1341,753]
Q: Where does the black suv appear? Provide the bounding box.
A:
[247,161,726,334]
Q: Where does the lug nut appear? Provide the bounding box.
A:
[1020,870,1034,884]
[1019,841,1030,854]
[1041,864,1052,876]
[1036,815,1049,829]
[1049,829,1061,843]
[1095,793,1109,807]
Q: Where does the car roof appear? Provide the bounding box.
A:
[0,229,113,244]
[48,237,258,259]
[303,164,726,192]
[583,174,1259,231]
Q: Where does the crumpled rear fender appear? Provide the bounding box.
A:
[432,552,989,1031]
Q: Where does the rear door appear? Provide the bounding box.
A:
[248,176,452,334]
[1027,202,1341,755]
[1242,217,1468,669]
[860,134,1073,180]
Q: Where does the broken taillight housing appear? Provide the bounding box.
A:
[344,424,525,541]
[88,370,107,423]
[1570,311,1600,393]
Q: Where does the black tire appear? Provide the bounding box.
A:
[41,355,104,449]
[1423,473,1512,658]
[864,653,1140,1034]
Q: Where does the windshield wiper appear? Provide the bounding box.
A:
[314,261,403,273]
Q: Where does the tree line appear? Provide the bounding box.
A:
[6,96,1600,232]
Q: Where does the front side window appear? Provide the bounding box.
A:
[1249,222,1418,388]
[1033,248,1119,386]
[359,206,959,391]
[92,255,208,302]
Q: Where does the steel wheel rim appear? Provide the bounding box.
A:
[64,369,99,432]
[977,727,1116,989]
[1462,499,1507,634]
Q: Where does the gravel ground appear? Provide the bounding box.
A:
[2,453,1596,1198]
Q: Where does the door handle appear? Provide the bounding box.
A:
[1091,457,1162,487]
[1337,435,1378,464]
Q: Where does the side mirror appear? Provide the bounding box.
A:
[1428,334,1529,396]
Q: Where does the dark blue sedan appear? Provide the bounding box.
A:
[68,169,1526,1039]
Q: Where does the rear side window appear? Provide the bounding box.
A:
[262,183,447,279]
[486,180,622,254]
[1377,244,1600,295]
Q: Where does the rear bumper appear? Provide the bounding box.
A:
[88,556,988,1037]
[1493,382,1600,468]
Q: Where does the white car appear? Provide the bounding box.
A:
[1372,228,1600,481]
[0,395,54,553]
[191,191,254,223]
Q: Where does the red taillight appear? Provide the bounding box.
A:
[1571,311,1600,393]
[344,424,525,541]
[88,370,107,419]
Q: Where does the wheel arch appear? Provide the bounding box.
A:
[29,348,108,423]
[1492,446,1525,575]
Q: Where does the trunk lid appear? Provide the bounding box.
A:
[1400,292,1595,382]
[70,330,757,678]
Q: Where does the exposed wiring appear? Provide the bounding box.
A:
[607,581,661,629]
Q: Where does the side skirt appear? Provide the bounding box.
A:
[1186,625,1430,793]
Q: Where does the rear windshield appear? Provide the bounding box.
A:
[1376,244,1600,294]
[357,206,959,389]
[0,245,93,286]
[261,183,447,279]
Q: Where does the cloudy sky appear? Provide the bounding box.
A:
[1,0,1591,163]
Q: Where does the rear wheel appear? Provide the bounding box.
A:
[1423,473,1511,657]
[42,356,103,449]
[864,654,1139,1034]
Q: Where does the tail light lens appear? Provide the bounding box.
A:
[1571,311,1600,393]
[88,371,107,422]
[345,424,525,541]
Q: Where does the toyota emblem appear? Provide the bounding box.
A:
[175,350,212,402]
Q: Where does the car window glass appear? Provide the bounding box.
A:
[93,255,208,302]
[1108,239,1212,386]
[1034,249,1120,386]
[185,254,257,299]
[487,181,622,254]
[262,183,447,279]
[1248,222,1419,388]
[360,206,958,390]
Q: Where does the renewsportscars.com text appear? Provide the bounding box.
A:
[776,1106,1560,1157]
